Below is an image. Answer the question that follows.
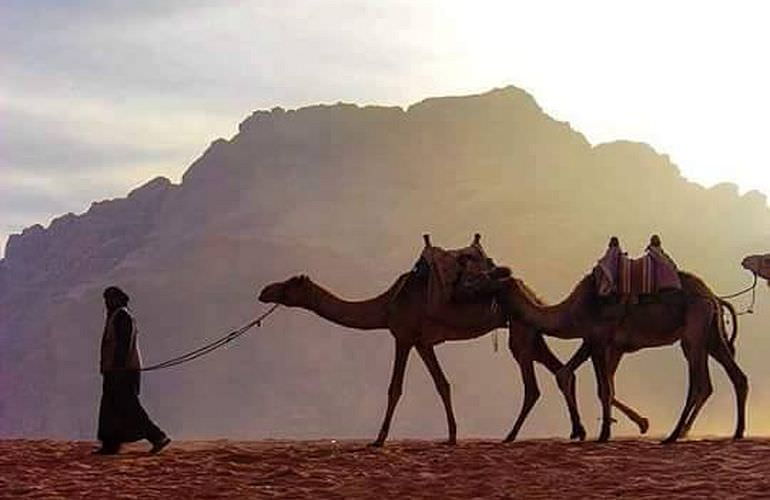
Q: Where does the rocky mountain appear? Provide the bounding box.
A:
[2,86,769,440]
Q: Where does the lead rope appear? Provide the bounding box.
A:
[719,272,758,316]
[140,304,280,371]
[736,282,757,316]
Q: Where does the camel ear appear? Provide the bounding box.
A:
[300,274,309,282]
[473,233,481,245]
[423,234,432,248]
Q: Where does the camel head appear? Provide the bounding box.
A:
[259,275,312,306]
[742,254,770,283]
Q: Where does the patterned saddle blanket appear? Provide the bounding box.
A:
[618,254,655,295]
[596,250,682,298]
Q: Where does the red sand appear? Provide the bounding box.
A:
[2,438,770,499]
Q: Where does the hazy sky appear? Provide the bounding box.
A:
[2,0,769,256]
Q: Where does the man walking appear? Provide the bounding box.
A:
[95,286,170,455]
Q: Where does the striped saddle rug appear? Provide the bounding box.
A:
[616,253,682,297]
[618,254,656,296]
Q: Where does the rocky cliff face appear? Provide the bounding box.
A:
[2,86,769,440]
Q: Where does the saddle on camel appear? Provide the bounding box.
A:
[594,234,682,304]
[415,233,512,321]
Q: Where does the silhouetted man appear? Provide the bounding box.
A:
[95,286,170,455]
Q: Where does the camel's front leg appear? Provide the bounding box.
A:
[503,325,542,442]
[415,343,457,445]
[370,341,412,447]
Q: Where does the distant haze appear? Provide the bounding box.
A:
[1,87,768,441]
[2,1,769,256]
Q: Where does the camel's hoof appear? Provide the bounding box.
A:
[732,432,745,441]
[367,441,385,448]
[639,418,650,435]
[660,436,678,445]
[442,439,457,446]
[570,427,587,441]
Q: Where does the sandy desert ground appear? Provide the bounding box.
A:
[2,438,770,499]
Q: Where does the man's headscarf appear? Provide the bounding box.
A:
[103,286,130,307]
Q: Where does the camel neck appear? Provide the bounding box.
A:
[507,278,590,333]
[302,279,397,330]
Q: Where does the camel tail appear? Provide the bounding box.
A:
[718,298,738,352]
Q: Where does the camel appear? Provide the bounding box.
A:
[258,235,649,446]
[742,253,770,283]
[502,269,748,443]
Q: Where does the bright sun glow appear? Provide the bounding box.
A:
[443,0,770,196]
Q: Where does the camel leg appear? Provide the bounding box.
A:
[415,343,457,445]
[681,347,715,438]
[503,326,542,442]
[604,347,623,433]
[604,349,650,435]
[708,334,748,440]
[663,343,707,443]
[559,341,649,435]
[370,341,412,447]
[663,306,712,444]
[611,398,649,434]
[591,344,614,442]
[534,334,586,441]
[680,314,734,437]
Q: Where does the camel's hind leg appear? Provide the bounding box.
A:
[371,341,412,447]
[415,343,457,445]
[708,332,748,440]
[680,322,733,438]
[591,344,614,442]
[664,340,710,443]
[611,398,649,434]
[503,325,545,442]
[663,301,714,444]
[560,341,649,435]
